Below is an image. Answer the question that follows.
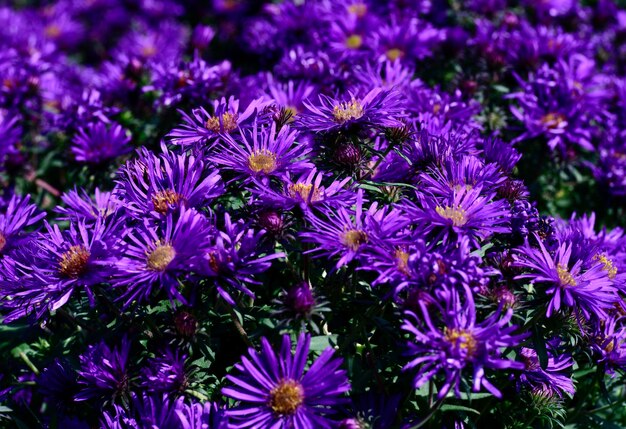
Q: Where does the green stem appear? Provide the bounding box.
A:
[408,395,446,429]
[185,389,209,402]
[19,352,39,376]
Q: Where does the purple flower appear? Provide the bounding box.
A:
[168,97,271,147]
[118,146,224,218]
[140,349,188,393]
[222,333,350,428]
[591,316,626,372]
[211,122,312,182]
[402,288,527,399]
[250,168,353,212]
[101,393,180,428]
[114,208,213,307]
[407,186,510,246]
[76,337,132,403]
[71,121,131,164]
[198,213,284,305]
[299,88,405,133]
[518,347,575,397]
[263,76,317,123]
[515,237,618,320]
[0,194,45,257]
[1,218,121,322]
[55,187,122,223]
[301,190,408,270]
[175,399,227,429]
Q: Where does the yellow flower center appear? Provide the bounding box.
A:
[348,3,368,17]
[594,254,618,279]
[268,379,304,416]
[556,264,577,287]
[0,232,6,252]
[395,249,410,274]
[287,183,321,202]
[248,150,277,174]
[59,245,90,278]
[341,229,368,251]
[152,190,185,215]
[386,48,404,61]
[345,34,363,50]
[333,99,364,123]
[435,205,468,227]
[284,106,298,122]
[205,112,238,133]
[444,328,477,357]
[147,243,176,271]
[540,113,567,130]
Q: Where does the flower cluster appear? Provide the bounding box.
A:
[1,1,626,428]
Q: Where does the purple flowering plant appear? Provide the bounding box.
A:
[2,1,626,428]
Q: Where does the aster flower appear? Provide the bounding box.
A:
[175,399,227,429]
[71,121,131,164]
[508,56,609,152]
[76,337,132,403]
[149,57,232,108]
[298,87,405,133]
[402,288,527,399]
[263,76,317,123]
[325,13,369,61]
[55,187,122,223]
[118,146,224,218]
[0,194,45,257]
[407,186,510,246]
[102,393,180,429]
[211,121,312,182]
[1,218,121,322]
[250,168,353,212]
[114,208,213,307]
[272,282,330,333]
[515,237,618,320]
[370,17,444,62]
[38,359,80,411]
[418,156,505,198]
[591,316,626,372]
[300,190,408,270]
[0,110,20,169]
[341,392,402,429]
[222,333,350,428]
[518,347,575,397]
[199,213,284,305]
[140,349,188,393]
[168,97,271,147]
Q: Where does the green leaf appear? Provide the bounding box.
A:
[441,404,480,415]
[309,335,338,352]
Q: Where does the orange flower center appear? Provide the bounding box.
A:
[288,183,321,202]
[540,113,567,130]
[205,112,238,133]
[341,229,368,251]
[59,245,90,278]
[152,190,185,215]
